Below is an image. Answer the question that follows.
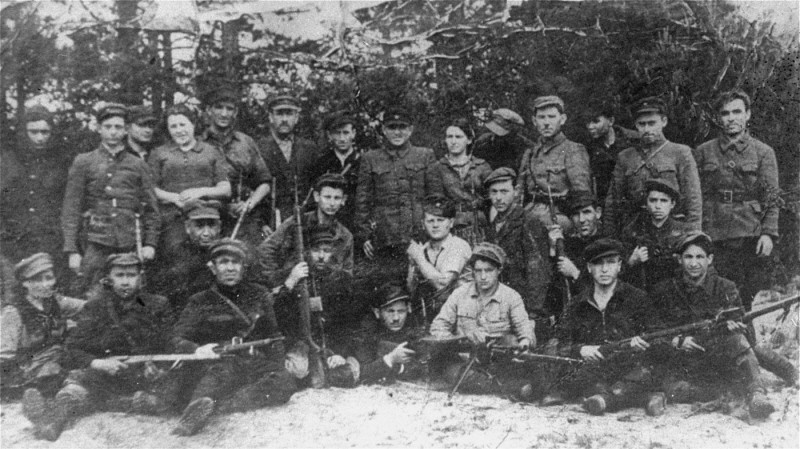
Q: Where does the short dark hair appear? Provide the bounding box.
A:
[680,238,714,256]
[166,104,198,128]
[584,102,615,122]
[314,174,347,193]
[445,118,475,141]
[716,89,751,112]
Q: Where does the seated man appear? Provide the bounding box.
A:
[648,231,774,419]
[407,196,472,318]
[622,179,689,292]
[25,254,176,441]
[171,239,296,436]
[429,242,537,399]
[546,239,663,416]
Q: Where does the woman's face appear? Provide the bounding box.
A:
[445,126,471,156]
[22,269,56,300]
[167,113,195,146]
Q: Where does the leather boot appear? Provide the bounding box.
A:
[754,345,798,387]
[173,397,215,436]
[583,394,609,415]
[737,351,775,419]
[37,384,89,442]
[644,392,666,416]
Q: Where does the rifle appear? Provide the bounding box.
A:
[599,292,800,355]
[134,212,146,287]
[547,182,571,305]
[270,177,280,231]
[230,198,251,239]
[109,336,285,364]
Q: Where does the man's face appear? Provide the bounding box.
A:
[635,112,667,145]
[209,254,245,287]
[128,121,155,144]
[423,213,453,242]
[646,191,675,223]
[314,186,345,218]
[22,269,56,299]
[185,218,221,248]
[586,115,613,140]
[382,123,413,148]
[571,205,601,238]
[327,124,356,153]
[108,265,141,299]
[680,244,713,282]
[587,255,621,287]
[533,106,566,139]
[208,101,238,130]
[374,301,409,332]
[488,180,515,214]
[99,116,127,148]
[268,107,299,136]
[719,99,750,137]
[309,244,334,267]
[472,259,501,294]
[26,120,52,150]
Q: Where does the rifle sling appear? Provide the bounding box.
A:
[210,286,253,332]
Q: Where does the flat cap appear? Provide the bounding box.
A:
[267,93,301,111]
[315,173,347,191]
[485,108,524,137]
[210,238,249,261]
[372,281,411,310]
[309,228,336,247]
[423,195,456,219]
[584,238,624,264]
[382,108,412,126]
[632,97,667,117]
[186,200,222,220]
[128,105,157,125]
[532,95,565,112]
[23,105,54,125]
[483,167,517,187]
[674,230,713,255]
[565,190,598,215]
[324,112,356,131]
[644,178,680,202]
[206,87,239,106]
[96,103,128,123]
[470,242,507,268]
[14,253,54,281]
[106,253,141,269]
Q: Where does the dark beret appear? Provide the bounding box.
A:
[584,238,624,264]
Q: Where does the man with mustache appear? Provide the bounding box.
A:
[603,97,702,236]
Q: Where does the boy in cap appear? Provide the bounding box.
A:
[30,253,176,441]
[583,101,638,201]
[471,108,533,170]
[171,238,296,436]
[125,105,158,159]
[604,97,701,235]
[517,95,591,232]
[61,103,160,295]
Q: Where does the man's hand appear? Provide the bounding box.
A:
[141,246,155,261]
[194,343,220,359]
[285,262,309,290]
[556,256,580,280]
[363,240,374,259]
[383,342,416,367]
[90,358,128,375]
[628,246,649,265]
[466,328,489,345]
[579,345,605,362]
[726,320,748,333]
[517,337,531,352]
[326,355,347,369]
[178,188,206,203]
[547,225,564,257]
[68,253,82,273]
[671,335,705,352]
[406,240,425,263]
[629,336,650,352]
[756,235,773,257]
[229,201,250,216]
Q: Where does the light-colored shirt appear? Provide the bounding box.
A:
[422,234,472,277]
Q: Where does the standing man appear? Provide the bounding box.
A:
[583,102,638,201]
[258,92,319,225]
[693,89,779,312]
[354,108,437,302]
[604,97,702,236]
[61,104,160,294]
[517,95,592,232]
[471,108,532,171]
[125,105,158,160]
[200,87,273,243]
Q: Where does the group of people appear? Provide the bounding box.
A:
[0,85,795,441]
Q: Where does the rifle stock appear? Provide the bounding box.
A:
[110,336,285,364]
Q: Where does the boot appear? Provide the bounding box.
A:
[35,384,90,442]
[327,357,360,388]
[308,353,327,389]
[130,391,169,415]
[644,392,666,417]
[748,390,775,419]
[754,345,798,387]
[583,394,608,415]
[540,389,565,407]
[22,389,48,427]
[173,397,215,436]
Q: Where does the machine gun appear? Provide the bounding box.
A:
[109,336,285,364]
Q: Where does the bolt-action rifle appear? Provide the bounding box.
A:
[547,183,571,305]
[109,336,285,364]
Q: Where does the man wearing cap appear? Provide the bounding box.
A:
[149,201,223,312]
[171,238,296,436]
[621,178,690,292]
[258,92,319,224]
[471,108,533,171]
[200,87,273,243]
[32,253,177,441]
[647,231,774,418]
[583,101,638,201]
[309,111,362,231]
[1,105,70,268]
[1,253,83,402]
[547,239,660,416]
[126,105,158,159]
[604,97,702,236]
[517,95,592,232]
[693,89,780,313]
[482,167,551,327]
[406,196,472,317]
[61,103,160,295]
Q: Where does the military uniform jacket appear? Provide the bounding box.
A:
[257,133,320,222]
[64,287,172,369]
[621,214,690,291]
[354,143,437,249]
[604,138,701,235]
[61,145,160,252]
[693,132,779,240]
[650,272,741,330]
[483,205,552,313]
[517,132,591,202]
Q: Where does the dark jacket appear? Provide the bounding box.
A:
[308,147,363,231]
[257,133,320,222]
[545,232,602,317]
[649,271,741,330]
[586,125,638,201]
[620,214,691,292]
[471,132,533,171]
[148,241,216,313]
[348,318,427,384]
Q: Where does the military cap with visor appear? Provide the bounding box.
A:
[565,190,598,216]
[372,282,411,310]
[205,87,239,107]
[186,200,222,221]
[210,238,249,261]
[14,253,54,281]
[631,97,667,118]
[382,108,412,126]
[584,238,624,264]
[423,195,456,219]
[483,167,517,188]
[470,242,507,268]
[96,103,128,123]
[105,253,142,270]
[267,93,301,111]
[644,178,680,202]
[128,105,157,126]
[673,230,713,255]
[531,95,565,113]
[23,105,54,126]
[485,108,524,137]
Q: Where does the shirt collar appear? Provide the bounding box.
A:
[168,141,204,153]
[383,142,411,159]
[203,127,237,146]
[718,131,750,154]
[468,282,501,304]
[538,132,566,153]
